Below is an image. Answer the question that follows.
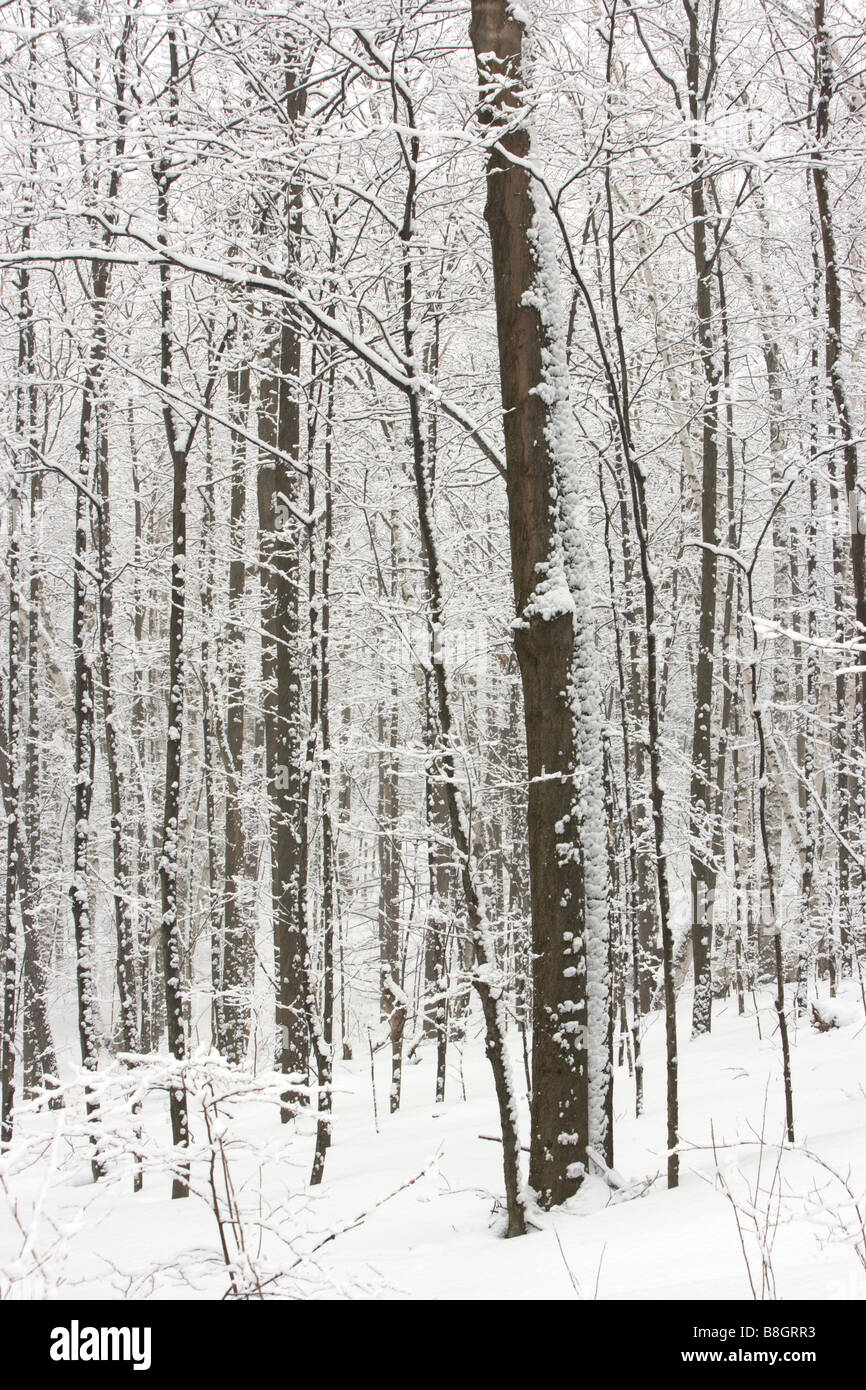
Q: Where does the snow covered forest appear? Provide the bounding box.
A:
[1,0,865,1303]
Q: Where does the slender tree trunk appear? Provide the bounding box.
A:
[300,376,333,1187]
[710,251,739,1012]
[22,424,51,1094]
[423,681,454,1105]
[2,240,34,1141]
[154,80,191,1192]
[600,468,643,1116]
[408,400,527,1234]
[0,666,58,1102]
[95,423,139,1057]
[744,566,795,1144]
[685,1,721,1037]
[222,363,253,1065]
[1,473,22,1148]
[320,358,337,1062]
[199,417,227,1056]
[70,358,105,1182]
[377,522,404,1111]
[130,447,159,1054]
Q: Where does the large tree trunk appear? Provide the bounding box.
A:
[256,53,309,1094]
[811,1,864,966]
[258,311,307,1100]
[470,0,611,1206]
[812,0,866,756]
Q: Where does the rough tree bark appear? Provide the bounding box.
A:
[812,0,866,754]
[470,0,611,1205]
[256,49,309,1092]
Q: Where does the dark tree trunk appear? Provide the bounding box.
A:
[255,52,310,1103]
[70,357,105,1182]
[222,363,253,1065]
[377,525,404,1111]
[95,424,139,1057]
[812,0,866,755]
[156,253,192,1196]
[685,1,721,1038]
[1,474,22,1149]
[23,439,52,1095]
[258,315,307,1102]
[470,0,611,1207]
[199,417,227,1057]
[320,360,337,1060]
[153,48,194,1191]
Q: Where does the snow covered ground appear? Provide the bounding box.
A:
[1,983,864,1301]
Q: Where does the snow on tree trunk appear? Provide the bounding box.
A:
[470,0,611,1203]
[524,175,612,1164]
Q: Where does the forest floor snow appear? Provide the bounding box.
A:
[1,982,864,1300]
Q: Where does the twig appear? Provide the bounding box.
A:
[311,1147,443,1253]
[593,1242,607,1300]
[367,1029,379,1134]
[478,1133,530,1153]
[554,1228,581,1298]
